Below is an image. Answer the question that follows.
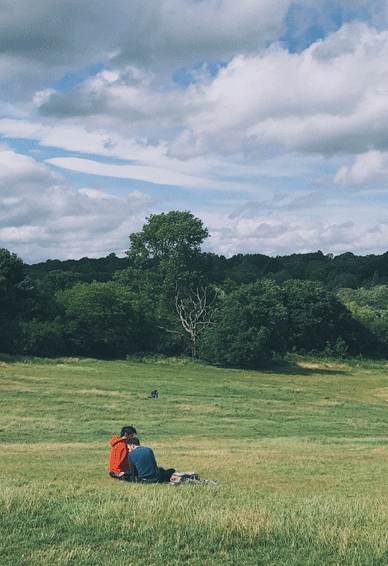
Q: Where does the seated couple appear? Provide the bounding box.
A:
[109,426,175,484]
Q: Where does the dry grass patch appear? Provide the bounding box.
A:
[78,389,120,396]
[296,361,350,371]
[374,387,388,401]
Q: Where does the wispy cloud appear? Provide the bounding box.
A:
[2,1,388,262]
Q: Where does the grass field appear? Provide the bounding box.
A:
[1,354,388,565]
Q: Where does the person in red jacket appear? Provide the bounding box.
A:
[109,426,137,481]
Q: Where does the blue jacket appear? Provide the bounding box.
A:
[128,446,162,483]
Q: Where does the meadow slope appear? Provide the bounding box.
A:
[1,356,388,565]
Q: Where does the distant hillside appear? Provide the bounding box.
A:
[25,253,130,283]
[25,249,388,290]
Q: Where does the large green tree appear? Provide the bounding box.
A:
[123,211,214,355]
[0,248,34,352]
[283,280,359,354]
[0,249,27,318]
[127,211,209,266]
[338,286,388,354]
[58,281,141,358]
[199,280,288,368]
[19,318,66,358]
[127,210,212,290]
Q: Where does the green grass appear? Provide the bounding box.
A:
[2,355,388,565]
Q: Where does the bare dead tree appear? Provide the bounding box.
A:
[176,286,220,357]
[159,285,220,357]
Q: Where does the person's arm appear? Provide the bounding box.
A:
[131,463,139,477]
[128,453,139,477]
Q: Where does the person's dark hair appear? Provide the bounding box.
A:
[127,437,140,446]
[120,426,137,437]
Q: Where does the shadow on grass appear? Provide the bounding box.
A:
[194,353,352,376]
[264,358,350,377]
[0,351,382,377]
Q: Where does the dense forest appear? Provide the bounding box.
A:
[2,210,388,367]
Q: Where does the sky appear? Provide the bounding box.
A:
[2,1,388,264]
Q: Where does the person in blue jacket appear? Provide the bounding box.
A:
[127,437,175,483]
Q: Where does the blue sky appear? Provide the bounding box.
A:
[1,0,388,263]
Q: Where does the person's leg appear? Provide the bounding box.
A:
[109,472,121,479]
[109,471,134,481]
[122,471,136,482]
[126,474,141,482]
[158,468,176,483]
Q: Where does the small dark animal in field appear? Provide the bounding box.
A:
[148,390,158,398]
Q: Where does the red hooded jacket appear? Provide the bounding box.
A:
[109,435,130,474]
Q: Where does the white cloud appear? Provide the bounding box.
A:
[45,157,205,188]
[333,151,388,188]
[171,22,388,157]
[205,214,388,258]
[0,0,293,102]
[0,147,159,262]
[31,21,388,164]
[2,1,388,262]
[1,0,383,107]
[1,1,289,61]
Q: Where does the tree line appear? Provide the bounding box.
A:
[2,210,388,367]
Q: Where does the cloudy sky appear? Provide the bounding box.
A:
[2,0,388,263]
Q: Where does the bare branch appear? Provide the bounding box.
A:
[172,285,220,356]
